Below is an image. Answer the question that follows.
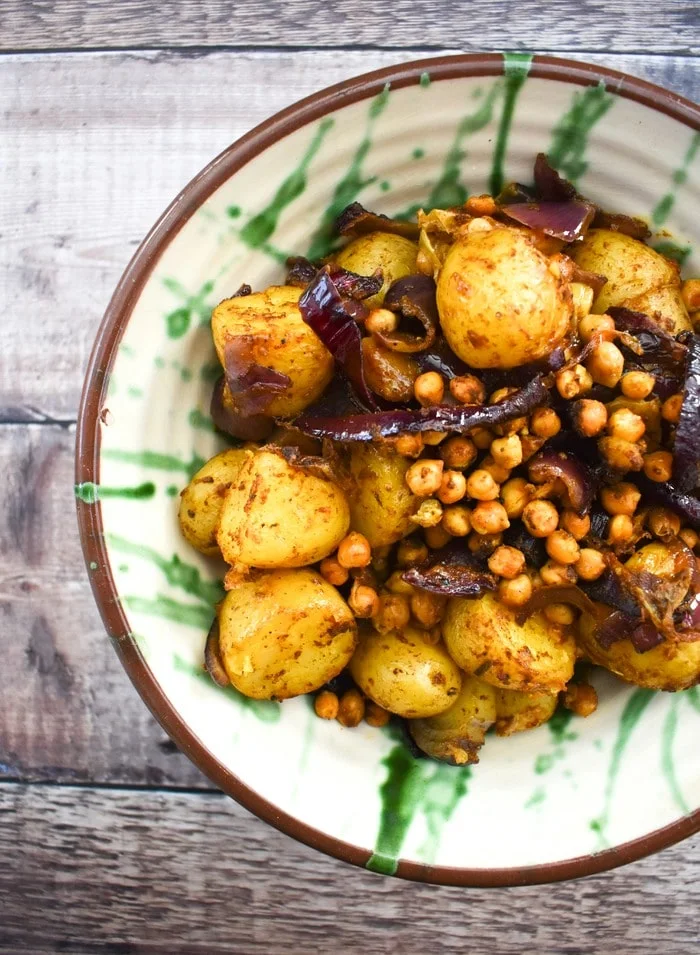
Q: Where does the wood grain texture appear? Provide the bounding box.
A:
[1,0,699,54]
[1,50,698,422]
[0,783,698,954]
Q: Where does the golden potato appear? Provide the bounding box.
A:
[409,675,497,764]
[334,231,419,307]
[569,229,691,333]
[494,686,558,737]
[178,448,249,556]
[436,225,572,368]
[348,444,418,548]
[443,592,576,694]
[211,285,334,417]
[349,625,462,718]
[217,448,349,570]
[218,569,356,699]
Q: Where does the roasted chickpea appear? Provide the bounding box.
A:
[488,545,526,579]
[621,371,655,400]
[411,590,446,628]
[500,477,533,519]
[643,450,674,482]
[470,427,495,450]
[412,498,444,527]
[422,430,448,446]
[599,436,645,472]
[365,700,391,728]
[647,507,681,538]
[396,538,429,567]
[385,571,415,597]
[414,371,445,406]
[545,529,580,565]
[608,514,634,545]
[559,510,590,541]
[530,407,561,438]
[314,690,339,720]
[490,434,523,470]
[544,603,576,626]
[497,573,533,608]
[586,341,624,388]
[563,682,598,717]
[349,581,381,619]
[394,433,424,457]
[337,532,372,569]
[680,528,699,550]
[471,501,510,535]
[424,524,452,549]
[522,499,559,538]
[556,364,593,399]
[540,560,577,586]
[579,313,616,342]
[441,505,472,537]
[468,531,503,555]
[337,688,366,728]
[600,482,642,516]
[681,278,700,312]
[573,399,608,437]
[440,436,477,470]
[576,547,606,581]
[661,393,684,424]
[365,308,398,336]
[607,408,646,443]
[437,469,467,505]
[374,593,411,633]
[405,459,444,497]
[466,469,500,501]
[319,556,350,586]
[449,374,486,404]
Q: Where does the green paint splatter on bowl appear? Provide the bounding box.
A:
[227,205,242,219]
[75,481,156,502]
[102,449,205,480]
[489,52,533,196]
[652,131,700,226]
[652,240,692,265]
[419,72,431,89]
[173,654,281,723]
[547,82,614,183]
[188,408,216,433]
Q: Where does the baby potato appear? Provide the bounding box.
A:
[409,675,497,764]
[217,448,349,570]
[443,592,576,694]
[570,229,691,333]
[211,285,334,417]
[178,448,249,556]
[334,231,419,307]
[348,444,418,548]
[494,687,558,737]
[218,569,357,699]
[350,625,463,718]
[436,226,572,368]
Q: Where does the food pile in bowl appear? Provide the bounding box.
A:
[177,153,700,767]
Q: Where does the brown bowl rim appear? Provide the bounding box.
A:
[75,52,700,887]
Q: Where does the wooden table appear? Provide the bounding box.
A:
[1,3,699,951]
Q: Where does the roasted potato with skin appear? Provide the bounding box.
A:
[569,229,691,333]
[494,686,559,737]
[436,224,573,368]
[218,569,357,699]
[409,675,497,764]
[348,444,418,548]
[178,448,249,556]
[211,285,334,417]
[217,448,349,571]
[334,231,419,307]
[350,624,462,718]
[443,592,577,694]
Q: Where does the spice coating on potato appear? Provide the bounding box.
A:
[217,448,350,570]
[494,686,558,737]
[409,675,497,764]
[218,569,357,699]
[211,285,334,417]
[348,444,418,548]
[443,592,576,693]
[334,231,419,307]
[178,448,249,556]
[436,226,573,368]
[349,625,463,718]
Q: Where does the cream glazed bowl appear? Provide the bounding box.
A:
[76,54,700,886]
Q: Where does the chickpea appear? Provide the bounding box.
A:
[466,469,500,501]
[319,556,350,586]
[465,194,498,216]
[487,545,525,579]
[607,514,634,545]
[621,371,655,400]
[337,688,365,728]
[411,590,446,628]
[471,501,510,535]
[348,581,381,619]
[600,482,641,516]
[643,450,674,483]
[440,436,477,470]
[559,510,590,541]
[480,455,512,485]
[540,560,577,586]
[422,430,448,446]
[586,341,625,388]
[449,374,486,405]
[530,407,561,439]
[579,313,616,343]
[607,408,646,443]
[405,459,444,497]
[314,690,339,720]
[374,593,411,633]
[576,547,606,581]
[681,278,700,312]
[544,603,576,626]
[546,529,580,565]
[563,682,598,717]
[470,427,495,450]
[394,433,424,457]
[647,506,681,539]
[437,469,467,505]
[424,524,452,550]
[415,248,433,275]
[501,477,533,519]
[661,392,684,424]
[385,571,416,597]
[490,388,527,436]
[365,308,399,336]
[490,434,523,470]
[680,528,699,550]
[497,573,533,608]
[441,505,472,537]
[414,371,445,407]
[396,538,428,567]
[412,498,444,527]
[365,700,391,728]
[520,434,546,462]
[337,532,372,569]
[468,531,503,555]
[522,499,559,538]
[573,399,608,437]
[556,364,593,400]
[598,436,644,472]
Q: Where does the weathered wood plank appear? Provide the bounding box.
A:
[0,783,698,954]
[1,50,698,421]
[0,423,210,788]
[1,0,699,55]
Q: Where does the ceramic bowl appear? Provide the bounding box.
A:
[76,53,700,886]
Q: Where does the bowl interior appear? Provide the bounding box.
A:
[77,55,700,884]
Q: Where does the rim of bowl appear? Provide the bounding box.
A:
[76,52,700,887]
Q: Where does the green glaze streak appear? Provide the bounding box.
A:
[306,86,391,260]
[489,53,533,196]
[652,132,700,226]
[163,277,216,339]
[188,408,216,433]
[227,205,242,218]
[412,147,425,160]
[419,71,431,88]
[123,595,213,631]
[127,386,143,398]
[200,360,222,383]
[661,696,689,814]
[535,753,556,774]
[418,763,471,864]
[240,118,334,251]
[685,686,700,714]
[652,241,692,266]
[89,561,98,571]
[102,449,205,480]
[547,707,577,744]
[590,688,655,846]
[106,533,224,606]
[547,82,614,184]
[166,484,179,497]
[74,481,156,502]
[525,787,546,809]
[172,653,280,722]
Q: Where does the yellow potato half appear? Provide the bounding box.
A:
[348,444,418,548]
[494,687,558,737]
[334,232,419,307]
[178,448,249,556]
[409,675,497,764]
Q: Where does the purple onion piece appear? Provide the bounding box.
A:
[376,275,438,353]
[501,199,596,242]
[210,375,274,441]
[416,337,470,380]
[223,337,292,417]
[335,201,420,241]
[533,153,578,202]
[515,584,600,626]
[570,263,608,296]
[632,475,700,531]
[402,541,497,597]
[592,210,651,240]
[502,524,547,568]
[672,332,700,492]
[528,448,596,515]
